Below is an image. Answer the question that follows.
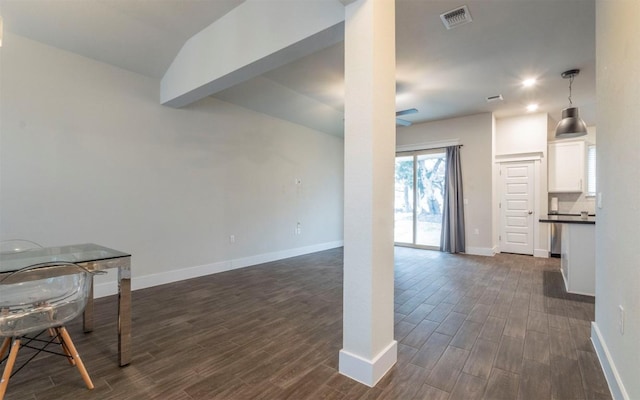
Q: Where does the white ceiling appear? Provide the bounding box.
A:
[0,0,596,135]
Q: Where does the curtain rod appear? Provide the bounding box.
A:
[396,144,463,155]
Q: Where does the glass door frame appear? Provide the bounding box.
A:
[394,148,446,251]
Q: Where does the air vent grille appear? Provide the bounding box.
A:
[440,5,473,30]
[486,94,504,103]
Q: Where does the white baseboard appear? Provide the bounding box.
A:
[93,240,343,298]
[534,249,549,258]
[339,340,398,387]
[493,247,549,258]
[561,267,570,293]
[465,246,496,257]
[591,322,628,400]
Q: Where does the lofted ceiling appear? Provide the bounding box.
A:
[0,0,596,136]
[0,0,246,78]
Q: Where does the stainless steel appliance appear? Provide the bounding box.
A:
[550,222,562,258]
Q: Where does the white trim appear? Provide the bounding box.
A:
[559,266,595,296]
[464,246,495,257]
[495,152,543,163]
[548,138,588,145]
[339,340,398,387]
[591,322,628,400]
[396,139,460,152]
[533,159,543,255]
[561,265,569,292]
[534,249,549,258]
[566,289,595,297]
[93,240,344,298]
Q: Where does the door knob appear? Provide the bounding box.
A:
[528,211,533,215]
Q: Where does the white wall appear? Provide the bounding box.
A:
[491,114,498,253]
[0,33,344,294]
[495,113,548,156]
[593,2,640,399]
[396,113,494,255]
[495,113,549,256]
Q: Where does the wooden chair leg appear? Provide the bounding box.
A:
[0,339,20,400]
[0,338,10,360]
[48,328,75,366]
[57,327,94,390]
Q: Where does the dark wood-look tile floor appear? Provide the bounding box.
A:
[2,247,612,399]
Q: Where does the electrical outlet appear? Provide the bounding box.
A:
[229,235,235,243]
[296,222,302,235]
[619,305,625,335]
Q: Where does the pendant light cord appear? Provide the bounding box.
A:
[568,74,574,106]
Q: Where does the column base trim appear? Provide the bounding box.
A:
[591,322,628,400]
[339,340,397,387]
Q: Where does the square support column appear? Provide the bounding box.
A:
[339,0,397,387]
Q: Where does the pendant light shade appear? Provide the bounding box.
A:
[555,107,588,138]
[555,69,588,138]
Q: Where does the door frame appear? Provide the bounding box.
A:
[495,153,545,257]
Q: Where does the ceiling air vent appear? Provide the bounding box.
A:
[486,94,504,103]
[440,5,472,30]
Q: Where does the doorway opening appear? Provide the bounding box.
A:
[394,149,446,249]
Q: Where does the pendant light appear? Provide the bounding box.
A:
[555,69,588,138]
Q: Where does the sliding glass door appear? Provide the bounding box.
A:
[394,155,415,244]
[394,150,446,249]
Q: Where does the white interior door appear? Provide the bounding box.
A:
[500,161,535,255]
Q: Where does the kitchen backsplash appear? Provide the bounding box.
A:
[550,193,596,214]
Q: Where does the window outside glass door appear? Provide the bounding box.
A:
[394,150,446,249]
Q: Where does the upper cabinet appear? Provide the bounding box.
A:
[548,140,586,193]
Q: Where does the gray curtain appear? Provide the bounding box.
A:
[440,145,465,253]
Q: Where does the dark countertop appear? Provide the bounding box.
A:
[539,214,596,224]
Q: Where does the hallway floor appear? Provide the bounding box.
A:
[3,247,610,399]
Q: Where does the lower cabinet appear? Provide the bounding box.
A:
[560,223,595,296]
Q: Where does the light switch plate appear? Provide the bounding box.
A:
[597,192,603,209]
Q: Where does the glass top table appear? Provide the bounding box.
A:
[0,243,129,272]
[0,243,132,366]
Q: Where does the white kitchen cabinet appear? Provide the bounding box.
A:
[560,222,595,296]
[548,140,586,193]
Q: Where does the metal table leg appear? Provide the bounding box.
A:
[83,278,94,333]
[118,263,132,366]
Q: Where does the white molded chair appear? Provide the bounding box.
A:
[0,261,99,399]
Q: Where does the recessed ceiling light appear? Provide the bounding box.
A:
[522,78,537,87]
[527,103,539,112]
